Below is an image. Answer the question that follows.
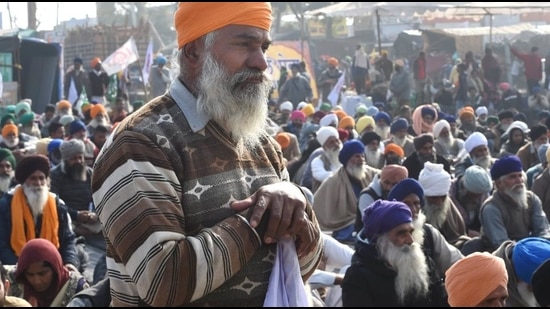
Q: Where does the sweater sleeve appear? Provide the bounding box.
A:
[480,203,509,250]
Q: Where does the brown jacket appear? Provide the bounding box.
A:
[532,168,550,217]
[516,142,538,171]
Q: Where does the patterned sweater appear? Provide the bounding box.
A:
[91,80,323,307]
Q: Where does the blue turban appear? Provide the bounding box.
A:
[374,102,385,110]
[438,111,447,122]
[362,199,412,242]
[421,106,436,119]
[73,57,83,64]
[374,111,391,125]
[366,106,379,117]
[156,55,167,66]
[538,110,550,120]
[490,155,523,181]
[390,118,409,134]
[69,120,87,136]
[512,237,550,284]
[444,115,456,124]
[538,144,550,164]
[388,178,424,206]
[532,86,542,94]
[47,139,63,154]
[339,139,365,165]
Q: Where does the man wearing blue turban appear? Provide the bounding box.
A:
[480,155,550,253]
[149,55,171,98]
[342,200,449,307]
[493,237,550,307]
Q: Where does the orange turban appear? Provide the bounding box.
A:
[339,116,355,130]
[445,252,508,307]
[90,57,102,68]
[384,143,404,158]
[90,104,107,119]
[2,124,18,138]
[175,2,273,49]
[459,106,475,120]
[380,164,408,184]
[57,100,72,111]
[275,132,290,149]
[333,110,347,121]
[328,57,339,66]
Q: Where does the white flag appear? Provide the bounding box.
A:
[68,77,79,106]
[102,37,140,76]
[327,72,346,107]
[142,39,154,85]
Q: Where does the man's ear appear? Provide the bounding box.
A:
[183,40,201,64]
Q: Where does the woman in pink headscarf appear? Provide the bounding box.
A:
[410,104,438,136]
[8,238,89,307]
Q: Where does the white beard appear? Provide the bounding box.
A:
[502,184,528,209]
[346,164,366,181]
[0,173,13,193]
[423,197,450,230]
[517,281,539,307]
[23,183,50,219]
[197,48,272,150]
[437,135,454,152]
[3,138,19,148]
[392,136,407,147]
[365,149,382,167]
[325,145,342,168]
[473,154,492,170]
[375,125,390,140]
[412,212,427,246]
[377,234,430,305]
[88,117,109,129]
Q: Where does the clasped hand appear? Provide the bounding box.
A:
[231,182,318,257]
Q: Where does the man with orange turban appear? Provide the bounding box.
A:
[87,57,109,104]
[91,3,323,307]
[318,56,343,103]
[445,252,508,307]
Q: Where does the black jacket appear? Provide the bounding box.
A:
[0,189,78,267]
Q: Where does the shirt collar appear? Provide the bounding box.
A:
[169,78,209,133]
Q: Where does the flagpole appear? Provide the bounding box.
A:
[137,52,149,103]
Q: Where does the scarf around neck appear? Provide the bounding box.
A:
[10,185,59,257]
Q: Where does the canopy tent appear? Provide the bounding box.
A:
[305,2,458,17]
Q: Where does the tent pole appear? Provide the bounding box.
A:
[376,9,382,54]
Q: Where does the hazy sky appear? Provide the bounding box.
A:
[1,2,98,31]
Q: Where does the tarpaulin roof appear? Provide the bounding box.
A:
[305,2,459,17]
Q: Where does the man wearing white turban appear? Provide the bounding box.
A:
[454,131,495,178]
[418,162,470,249]
[310,126,342,193]
[432,119,464,165]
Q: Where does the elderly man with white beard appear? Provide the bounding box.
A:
[492,237,550,307]
[342,199,449,307]
[454,131,495,178]
[384,117,415,158]
[480,155,550,252]
[0,154,79,270]
[310,126,342,193]
[361,131,385,169]
[0,149,17,196]
[314,140,379,244]
[91,4,324,305]
[388,178,463,276]
[432,119,464,165]
[418,162,471,249]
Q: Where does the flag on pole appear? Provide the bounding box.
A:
[75,86,89,117]
[68,77,79,106]
[102,37,140,76]
[142,39,154,85]
[106,74,119,104]
[327,72,346,107]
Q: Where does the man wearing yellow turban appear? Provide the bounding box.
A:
[445,252,508,307]
[91,2,323,307]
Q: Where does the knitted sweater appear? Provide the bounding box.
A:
[91,80,323,307]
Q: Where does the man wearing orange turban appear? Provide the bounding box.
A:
[90,2,323,307]
[318,56,343,104]
[445,252,508,307]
